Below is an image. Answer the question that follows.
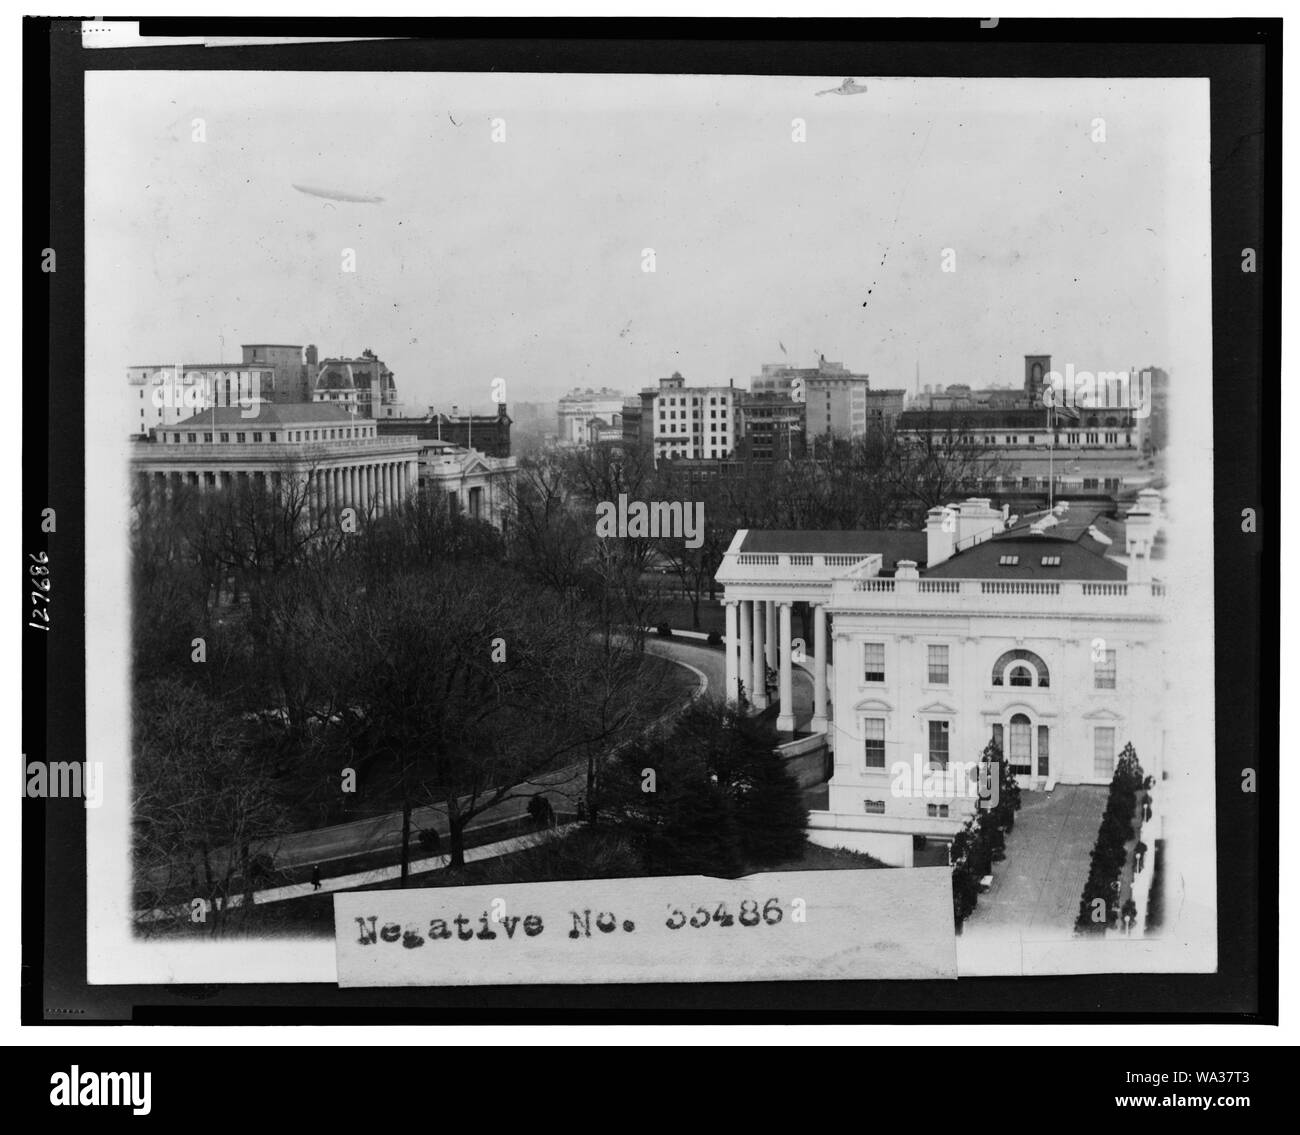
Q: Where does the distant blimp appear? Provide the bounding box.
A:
[291,183,385,204]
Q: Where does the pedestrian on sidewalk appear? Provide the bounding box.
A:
[311,865,322,891]
[528,794,556,829]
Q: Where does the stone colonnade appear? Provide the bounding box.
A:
[139,458,420,518]
[722,598,829,734]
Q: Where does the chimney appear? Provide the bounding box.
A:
[305,344,318,366]
[1125,491,1161,561]
[926,506,955,568]
[955,497,1005,550]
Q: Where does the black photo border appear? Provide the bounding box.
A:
[23,14,1278,1027]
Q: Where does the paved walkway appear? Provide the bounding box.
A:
[647,635,815,732]
[963,785,1108,935]
[138,824,575,922]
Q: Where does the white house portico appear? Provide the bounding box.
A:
[714,529,926,732]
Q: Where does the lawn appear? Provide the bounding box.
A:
[650,596,726,635]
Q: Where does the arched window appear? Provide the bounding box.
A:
[992,649,1050,688]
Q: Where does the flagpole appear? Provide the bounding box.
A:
[1048,400,1054,510]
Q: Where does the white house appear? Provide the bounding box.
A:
[713,491,1167,865]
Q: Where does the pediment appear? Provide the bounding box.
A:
[1082,706,1126,721]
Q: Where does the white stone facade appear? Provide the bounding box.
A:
[714,493,1167,844]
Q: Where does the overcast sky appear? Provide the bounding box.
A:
[86,71,1209,412]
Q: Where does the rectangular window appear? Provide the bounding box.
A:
[1041,555,1061,566]
[236,432,246,443]
[269,432,277,442]
[999,555,1019,566]
[1094,649,1117,689]
[927,644,949,685]
[1008,719,1032,775]
[928,720,949,770]
[1037,725,1050,777]
[992,723,1004,754]
[864,800,885,815]
[186,433,197,442]
[1093,727,1116,778]
[863,718,885,768]
[252,432,263,443]
[1083,477,1099,490]
[219,432,229,442]
[926,803,950,818]
[862,642,885,683]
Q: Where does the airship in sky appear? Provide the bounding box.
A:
[291,183,386,204]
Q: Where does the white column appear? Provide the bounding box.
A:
[777,601,795,732]
[751,600,768,709]
[409,459,419,496]
[738,600,753,709]
[365,464,374,511]
[331,467,341,511]
[766,600,778,673]
[811,603,828,733]
[723,600,739,705]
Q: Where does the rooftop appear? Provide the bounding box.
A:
[166,403,362,429]
[738,529,927,571]
[924,503,1132,581]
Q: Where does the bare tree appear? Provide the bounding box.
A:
[132,678,292,936]
[313,564,657,874]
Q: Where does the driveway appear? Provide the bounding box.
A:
[962,785,1108,935]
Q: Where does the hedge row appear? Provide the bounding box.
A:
[951,740,1022,929]
[1074,742,1146,934]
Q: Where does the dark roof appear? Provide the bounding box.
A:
[167,403,360,429]
[316,366,355,390]
[1000,504,1107,541]
[926,504,1127,580]
[740,529,927,570]
[924,538,1126,581]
